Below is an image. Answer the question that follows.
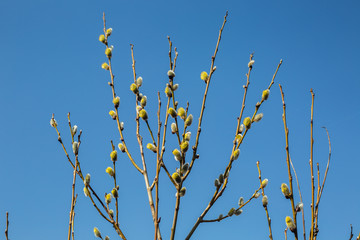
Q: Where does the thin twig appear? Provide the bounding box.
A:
[279,84,298,240]
[130,44,162,240]
[201,187,261,223]
[103,15,143,174]
[313,127,332,240]
[68,160,78,240]
[309,89,315,240]
[349,224,354,240]
[5,212,9,240]
[290,157,306,240]
[186,59,282,240]
[154,92,162,240]
[257,161,273,240]
[183,10,228,181]
[71,195,77,240]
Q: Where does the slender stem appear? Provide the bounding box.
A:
[279,84,298,240]
[183,11,228,181]
[170,187,181,240]
[313,127,331,240]
[130,44,162,240]
[349,225,354,240]
[256,161,273,240]
[71,195,77,240]
[68,160,78,240]
[154,92,162,240]
[309,89,315,240]
[104,15,143,174]
[5,212,9,240]
[290,157,306,240]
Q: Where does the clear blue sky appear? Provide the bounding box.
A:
[0,0,359,239]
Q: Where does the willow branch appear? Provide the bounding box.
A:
[309,89,315,240]
[103,15,142,174]
[290,157,306,240]
[183,11,228,182]
[257,161,273,240]
[68,160,78,240]
[313,127,332,240]
[279,84,298,240]
[5,212,9,240]
[130,44,162,240]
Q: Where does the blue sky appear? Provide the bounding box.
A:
[0,0,359,239]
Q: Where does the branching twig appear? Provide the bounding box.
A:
[313,127,332,240]
[279,84,298,240]
[309,89,315,240]
[257,161,273,240]
[130,44,162,240]
[290,157,306,240]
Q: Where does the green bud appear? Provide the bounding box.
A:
[105,48,112,58]
[118,143,125,152]
[139,109,148,120]
[179,187,186,197]
[106,28,113,37]
[167,70,175,78]
[113,96,120,108]
[71,125,78,136]
[281,183,291,199]
[262,195,268,207]
[72,141,79,155]
[172,149,182,161]
[231,149,240,161]
[83,187,90,197]
[111,188,118,198]
[180,141,189,152]
[182,163,189,173]
[219,174,224,184]
[140,96,147,107]
[146,143,157,153]
[238,197,244,206]
[101,62,109,70]
[184,131,191,141]
[177,107,186,119]
[248,59,255,68]
[105,193,112,204]
[234,209,243,216]
[261,178,268,188]
[106,167,115,177]
[296,202,304,212]
[214,179,221,188]
[110,150,117,161]
[94,227,102,238]
[254,113,263,122]
[130,83,138,94]
[172,172,181,184]
[165,86,172,97]
[84,174,91,186]
[285,216,296,232]
[168,108,177,118]
[172,83,179,91]
[228,208,235,217]
[50,117,57,127]
[171,123,177,134]
[243,117,251,129]
[185,114,193,126]
[109,209,114,218]
[99,34,106,43]
[136,76,143,87]
[262,89,270,100]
